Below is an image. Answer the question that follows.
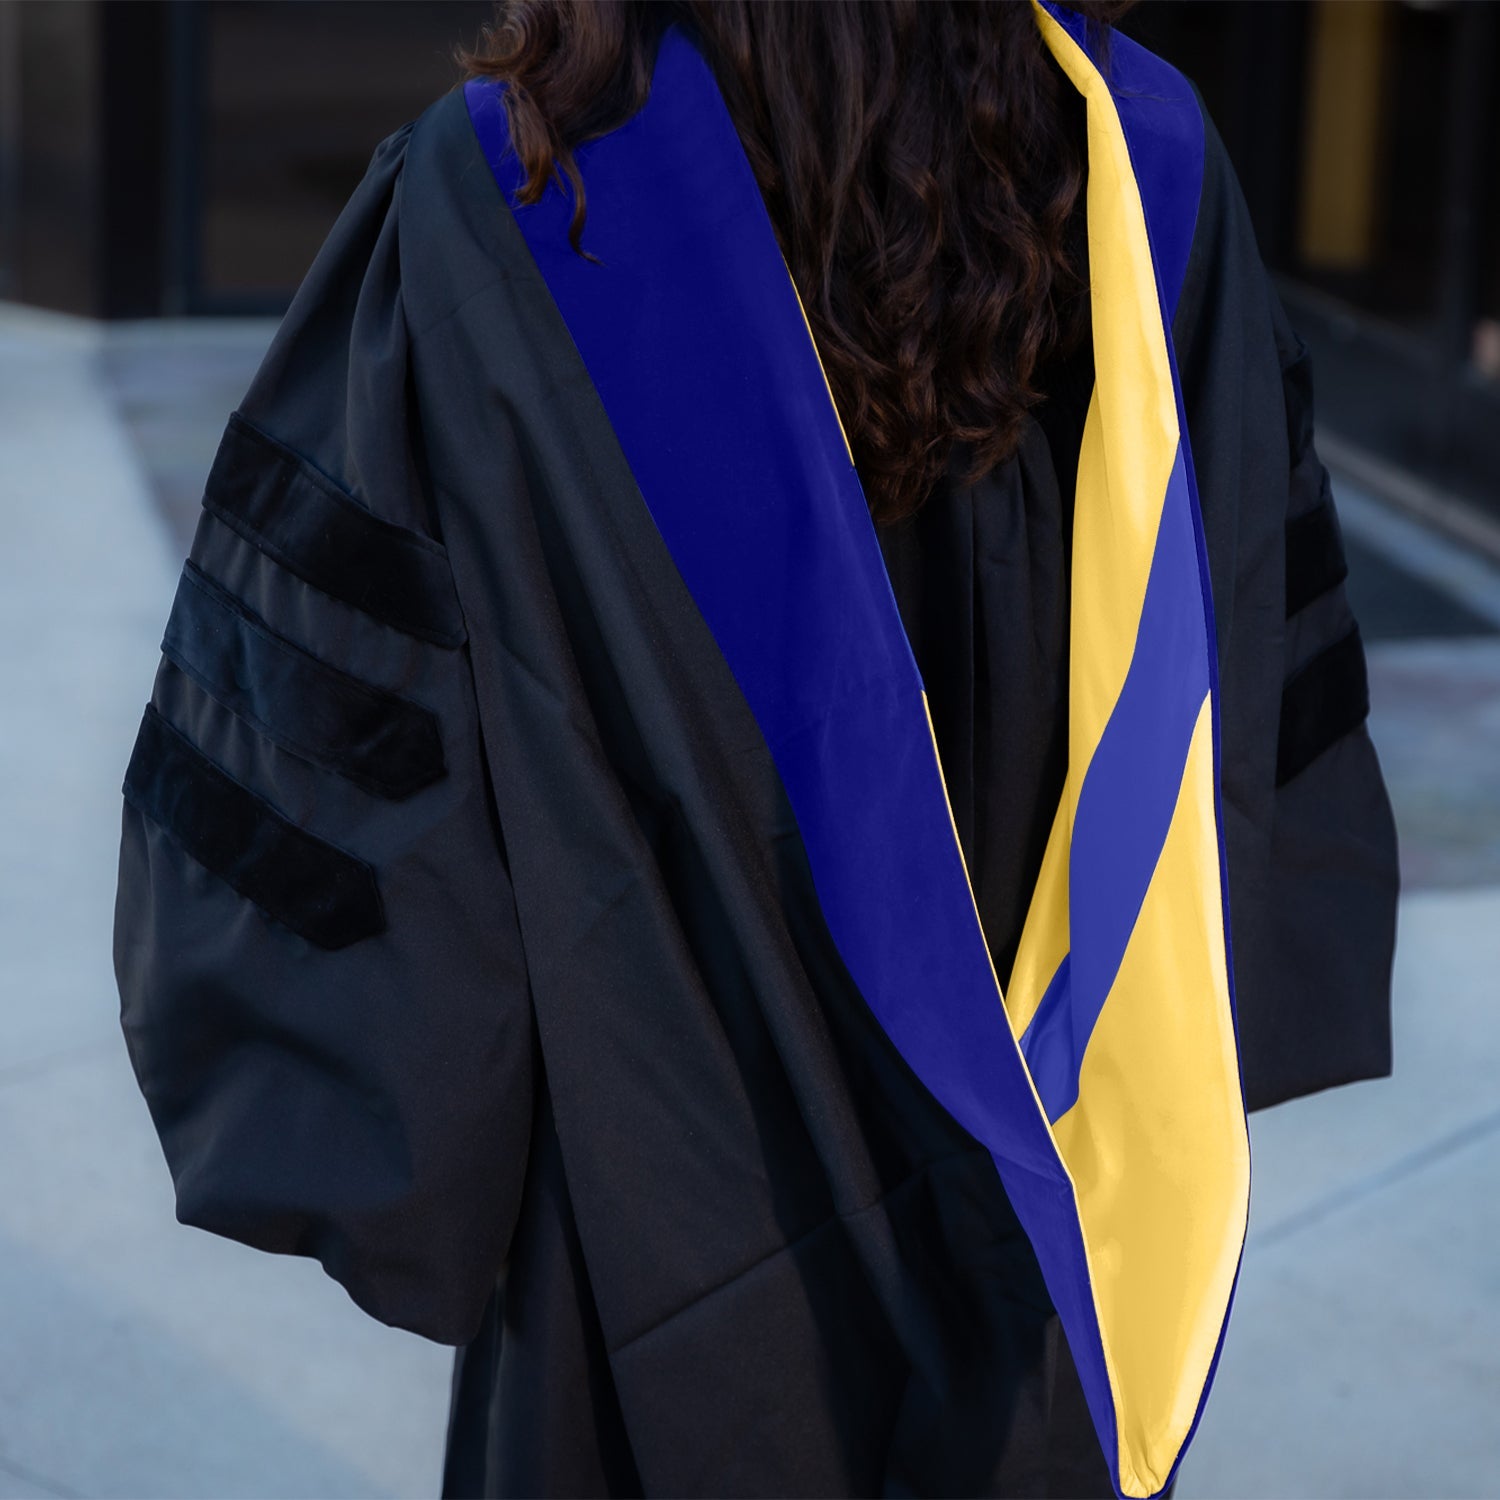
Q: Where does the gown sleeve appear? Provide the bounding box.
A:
[1176,105,1401,1112]
[111,122,537,1345]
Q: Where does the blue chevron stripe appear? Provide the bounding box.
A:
[1020,443,1210,1122]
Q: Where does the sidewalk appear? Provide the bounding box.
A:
[1,305,1496,1498]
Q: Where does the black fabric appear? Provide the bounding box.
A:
[877,422,1076,998]
[204,412,467,648]
[162,560,446,799]
[442,1070,645,1500]
[1284,491,1349,619]
[874,84,1089,1003]
[1277,625,1371,787]
[122,702,384,950]
[113,72,1395,1500]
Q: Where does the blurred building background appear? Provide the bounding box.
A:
[3,0,1499,519]
[0,1,488,316]
[1144,0,1500,525]
[1,3,1497,1499]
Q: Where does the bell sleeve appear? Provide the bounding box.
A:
[1176,106,1400,1112]
[111,121,536,1345]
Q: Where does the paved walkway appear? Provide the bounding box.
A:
[1,305,1496,1497]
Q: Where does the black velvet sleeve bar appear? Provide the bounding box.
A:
[203,413,467,648]
[1284,489,1350,619]
[122,703,386,949]
[161,561,446,800]
[1276,624,1372,787]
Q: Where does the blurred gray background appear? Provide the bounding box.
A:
[2,2,1498,1497]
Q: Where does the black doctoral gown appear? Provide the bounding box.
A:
[113,19,1398,1500]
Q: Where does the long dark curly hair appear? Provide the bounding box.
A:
[462,1,1131,524]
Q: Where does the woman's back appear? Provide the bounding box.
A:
[112,8,1397,1498]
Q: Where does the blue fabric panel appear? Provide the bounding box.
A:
[1020,445,1209,1123]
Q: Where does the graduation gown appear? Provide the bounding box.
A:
[113,10,1398,1498]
